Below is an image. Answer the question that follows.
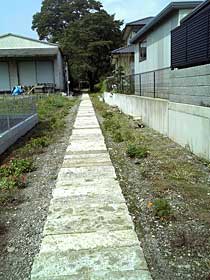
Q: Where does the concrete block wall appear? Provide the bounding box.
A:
[104,92,210,160]
[170,64,210,106]
[136,64,210,106]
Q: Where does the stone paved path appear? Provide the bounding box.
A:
[31,95,152,280]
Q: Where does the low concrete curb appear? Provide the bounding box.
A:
[0,114,38,156]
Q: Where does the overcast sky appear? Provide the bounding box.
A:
[0,0,193,39]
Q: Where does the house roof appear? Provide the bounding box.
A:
[126,17,154,27]
[0,33,59,49]
[123,17,154,41]
[130,1,202,44]
[112,45,135,55]
[181,0,209,23]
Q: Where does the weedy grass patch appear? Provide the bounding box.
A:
[0,95,78,204]
[126,143,148,159]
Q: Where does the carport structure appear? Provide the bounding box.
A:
[0,33,65,92]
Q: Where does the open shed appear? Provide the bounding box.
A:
[0,33,65,92]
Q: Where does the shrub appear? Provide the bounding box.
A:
[0,158,33,193]
[153,198,172,219]
[0,177,16,191]
[126,144,148,159]
[29,136,51,149]
[0,159,34,177]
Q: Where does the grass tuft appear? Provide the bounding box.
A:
[126,143,148,159]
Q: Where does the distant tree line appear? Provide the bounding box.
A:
[32,0,123,90]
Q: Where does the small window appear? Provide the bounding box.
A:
[139,41,147,62]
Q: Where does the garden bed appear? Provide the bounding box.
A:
[0,95,79,280]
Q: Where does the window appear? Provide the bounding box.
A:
[139,41,147,62]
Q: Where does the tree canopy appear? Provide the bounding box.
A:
[32,0,123,89]
[61,10,122,89]
[32,0,102,42]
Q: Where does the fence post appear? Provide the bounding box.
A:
[139,74,141,96]
[122,77,124,94]
[153,71,156,98]
[6,98,10,130]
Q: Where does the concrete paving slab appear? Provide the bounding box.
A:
[57,166,117,182]
[66,141,107,152]
[31,270,152,280]
[71,128,102,136]
[44,201,132,235]
[52,183,122,199]
[63,153,112,165]
[31,94,152,280]
[55,174,119,189]
[31,246,147,279]
[39,230,140,253]
[55,174,119,188]
[46,201,130,221]
[89,270,152,280]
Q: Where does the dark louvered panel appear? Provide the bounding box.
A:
[171,3,210,69]
[171,25,187,67]
[187,11,209,61]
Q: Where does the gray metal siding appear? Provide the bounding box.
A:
[0,62,10,90]
[18,61,36,86]
[36,61,54,84]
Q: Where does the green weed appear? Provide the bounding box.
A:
[153,198,172,219]
[126,143,148,159]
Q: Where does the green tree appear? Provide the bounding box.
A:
[32,0,123,89]
[61,10,123,90]
[32,0,102,42]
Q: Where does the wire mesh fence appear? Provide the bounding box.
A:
[106,68,170,100]
[0,95,37,134]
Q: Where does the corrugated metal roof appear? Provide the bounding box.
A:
[0,33,58,49]
[112,45,134,54]
[130,1,202,44]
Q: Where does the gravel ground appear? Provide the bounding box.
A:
[0,103,78,280]
[93,99,210,280]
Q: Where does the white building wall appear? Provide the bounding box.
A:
[134,13,179,74]
[134,9,193,75]
[178,9,194,22]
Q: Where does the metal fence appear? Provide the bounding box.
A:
[0,95,37,134]
[106,68,170,100]
[106,66,210,106]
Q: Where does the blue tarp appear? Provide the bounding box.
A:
[12,86,24,96]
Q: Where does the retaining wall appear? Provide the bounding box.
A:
[104,92,210,160]
[0,114,38,155]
